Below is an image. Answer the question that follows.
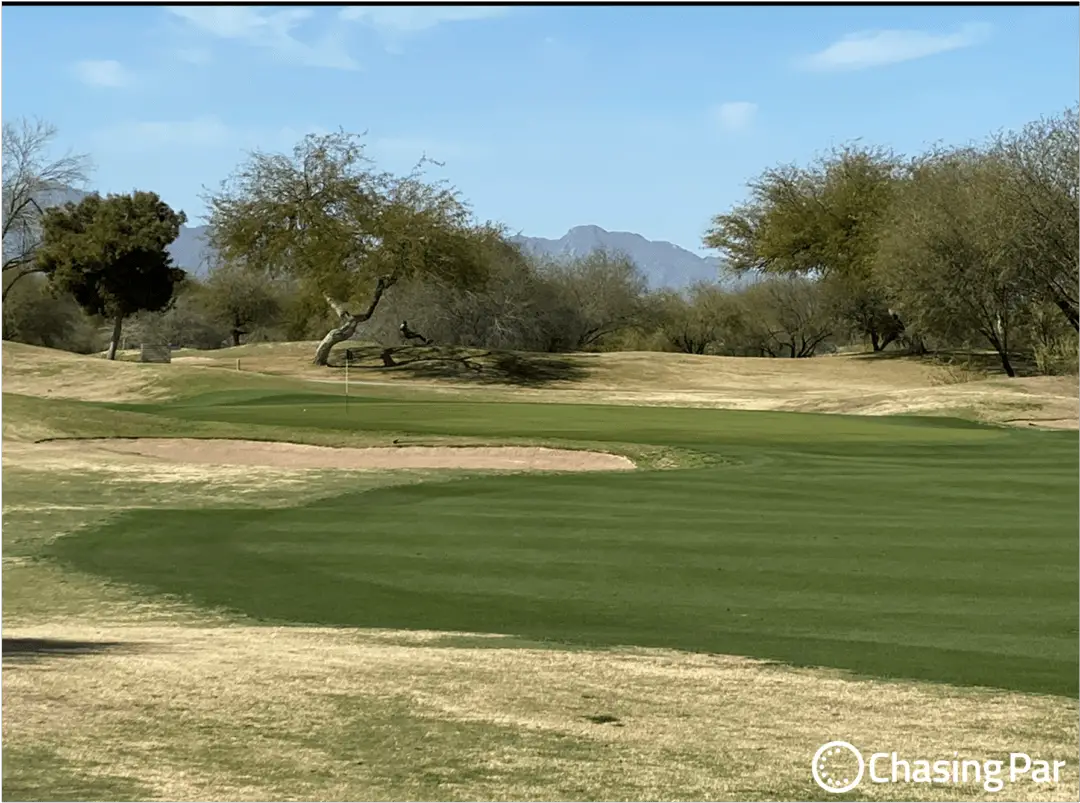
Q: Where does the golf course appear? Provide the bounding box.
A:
[2,339,1077,801]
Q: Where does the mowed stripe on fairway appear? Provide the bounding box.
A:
[52,392,1079,696]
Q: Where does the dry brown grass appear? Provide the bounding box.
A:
[0,341,310,405]
[2,342,174,402]
[6,339,1076,429]
[3,622,1077,802]
[172,342,1078,430]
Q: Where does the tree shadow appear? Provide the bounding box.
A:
[849,349,1042,377]
[2,637,132,664]
[331,345,591,388]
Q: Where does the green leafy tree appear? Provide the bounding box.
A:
[1,273,99,353]
[654,282,732,354]
[205,131,498,365]
[876,148,1028,377]
[36,191,187,360]
[990,104,1079,331]
[203,263,284,346]
[704,144,903,350]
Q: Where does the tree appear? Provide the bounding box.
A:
[876,148,1028,377]
[704,144,904,350]
[654,282,731,354]
[2,118,92,299]
[205,131,497,366]
[541,250,649,351]
[368,241,559,351]
[2,273,99,353]
[202,263,283,346]
[991,105,1079,332]
[36,191,187,360]
[126,278,231,351]
[736,275,834,358]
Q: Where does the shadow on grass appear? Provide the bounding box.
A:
[849,348,1042,378]
[2,637,130,663]
[330,345,591,388]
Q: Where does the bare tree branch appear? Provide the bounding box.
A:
[2,118,92,298]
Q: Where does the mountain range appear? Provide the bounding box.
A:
[167,223,728,289]
[13,189,729,290]
[509,225,726,289]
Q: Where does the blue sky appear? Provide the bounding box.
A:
[4,4,1078,254]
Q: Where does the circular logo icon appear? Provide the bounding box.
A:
[812,741,865,794]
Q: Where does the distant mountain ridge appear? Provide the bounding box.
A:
[13,190,730,290]
[510,225,726,289]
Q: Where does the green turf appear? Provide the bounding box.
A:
[48,390,1079,696]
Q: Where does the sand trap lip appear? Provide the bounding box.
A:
[55,438,636,472]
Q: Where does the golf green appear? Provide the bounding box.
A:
[52,392,1079,696]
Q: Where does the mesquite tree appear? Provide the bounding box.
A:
[205,131,496,365]
[704,144,905,351]
[875,148,1028,377]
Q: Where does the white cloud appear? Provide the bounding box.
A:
[73,59,133,88]
[339,6,510,35]
[712,102,758,132]
[801,22,992,72]
[167,7,358,70]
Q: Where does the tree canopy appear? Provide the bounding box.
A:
[205,130,506,364]
[989,105,1079,331]
[36,191,187,359]
[704,144,905,350]
[202,263,284,347]
[875,148,1029,376]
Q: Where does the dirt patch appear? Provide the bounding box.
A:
[63,438,636,472]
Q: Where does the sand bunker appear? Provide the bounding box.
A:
[67,438,636,472]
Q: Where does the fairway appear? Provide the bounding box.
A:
[52,390,1079,697]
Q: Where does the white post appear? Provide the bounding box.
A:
[236,358,240,372]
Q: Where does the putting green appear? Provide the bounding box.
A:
[51,391,1079,696]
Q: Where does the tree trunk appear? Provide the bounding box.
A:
[997,350,1016,378]
[870,329,881,352]
[1053,297,1080,332]
[984,327,1016,378]
[106,314,124,361]
[312,276,393,367]
[231,329,243,347]
[313,317,362,366]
